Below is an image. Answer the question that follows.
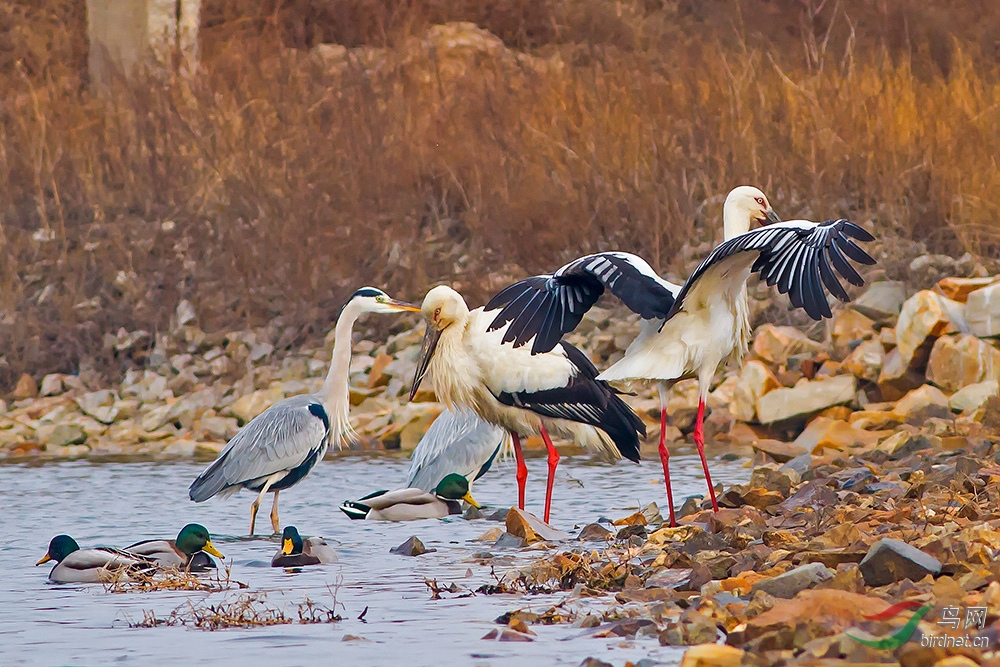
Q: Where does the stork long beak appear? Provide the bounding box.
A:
[387,299,421,313]
[409,325,441,401]
[462,491,480,509]
[764,208,781,225]
[36,554,52,566]
[202,541,224,559]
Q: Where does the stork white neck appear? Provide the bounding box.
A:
[722,197,755,241]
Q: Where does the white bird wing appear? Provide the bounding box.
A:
[362,487,438,510]
[64,547,154,571]
[406,406,508,492]
[188,393,329,501]
[484,252,681,354]
[672,219,876,321]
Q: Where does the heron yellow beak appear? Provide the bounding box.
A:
[388,299,421,313]
[462,491,480,509]
[36,554,52,566]
[282,538,294,555]
[410,325,441,401]
[202,541,224,559]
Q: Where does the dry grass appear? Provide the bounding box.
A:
[2,0,1000,388]
[128,590,343,630]
[103,563,248,593]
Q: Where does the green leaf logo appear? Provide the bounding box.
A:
[846,603,934,650]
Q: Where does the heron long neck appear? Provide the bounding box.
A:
[321,301,362,445]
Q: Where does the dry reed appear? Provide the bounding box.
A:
[1,1,999,388]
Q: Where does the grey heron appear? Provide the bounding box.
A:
[405,406,508,493]
[409,285,644,524]
[485,186,876,525]
[188,287,420,535]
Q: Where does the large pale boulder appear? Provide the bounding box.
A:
[926,334,1000,392]
[935,275,999,303]
[966,282,1000,337]
[892,384,950,420]
[895,290,966,368]
[852,281,906,322]
[756,375,856,424]
[751,325,822,366]
[729,361,780,422]
[840,338,884,383]
[831,309,875,354]
[949,380,998,413]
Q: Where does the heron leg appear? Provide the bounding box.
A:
[511,432,527,511]
[693,398,719,512]
[539,424,559,524]
[270,491,280,534]
[249,475,278,536]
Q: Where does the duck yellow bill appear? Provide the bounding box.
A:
[202,541,224,559]
[388,299,421,312]
[36,554,52,566]
[462,491,480,509]
[282,538,294,555]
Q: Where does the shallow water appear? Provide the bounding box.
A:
[0,452,749,667]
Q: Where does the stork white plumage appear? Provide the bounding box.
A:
[188,287,420,535]
[408,285,645,523]
[485,186,877,525]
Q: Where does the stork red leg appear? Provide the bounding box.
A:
[659,408,677,527]
[538,424,560,524]
[693,398,719,512]
[511,432,527,510]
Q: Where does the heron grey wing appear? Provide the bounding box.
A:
[189,395,328,501]
[406,407,507,492]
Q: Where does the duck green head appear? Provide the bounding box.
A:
[37,535,79,565]
[281,526,304,556]
[434,473,479,508]
[176,523,224,559]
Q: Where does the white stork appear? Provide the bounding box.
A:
[189,287,420,535]
[485,186,877,525]
[408,285,645,523]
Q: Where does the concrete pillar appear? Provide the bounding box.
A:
[86,0,201,85]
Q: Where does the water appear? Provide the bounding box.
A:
[0,452,749,666]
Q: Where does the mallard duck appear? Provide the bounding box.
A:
[124,523,224,572]
[340,473,479,521]
[271,526,338,567]
[37,535,156,584]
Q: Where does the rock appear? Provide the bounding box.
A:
[848,410,901,430]
[858,538,942,586]
[751,439,807,463]
[505,508,571,543]
[390,536,435,556]
[577,523,614,541]
[39,374,64,397]
[926,334,1000,392]
[730,361,781,422]
[740,589,891,644]
[473,527,504,542]
[667,379,700,431]
[840,338,884,383]
[225,387,285,424]
[852,281,906,321]
[831,309,875,353]
[749,467,792,496]
[647,564,711,591]
[792,417,881,454]
[45,424,87,447]
[750,562,834,599]
[966,282,1000,337]
[778,453,813,483]
[949,380,998,413]
[756,375,856,424]
[892,385,951,420]
[492,532,527,549]
[174,299,197,328]
[578,659,612,667]
[895,290,966,368]
[935,275,999,302]
[249,342,274,363]
[707,375,738,409]
[678,644,745,667]
[366,353,394,389]
[75,390,119,424]
[752,325,823,365]
[481,627,533,642]
[13,374,37,400]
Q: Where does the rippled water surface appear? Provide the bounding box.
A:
[0,452,749,666]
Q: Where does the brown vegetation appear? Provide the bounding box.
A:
[1,1,999,389]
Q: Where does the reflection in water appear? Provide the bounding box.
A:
[0,453,748,666]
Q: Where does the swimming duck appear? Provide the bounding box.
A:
[271,526,338,567]
[339,473,479,521]
[37,535,157,584]
[124,523,224,572]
